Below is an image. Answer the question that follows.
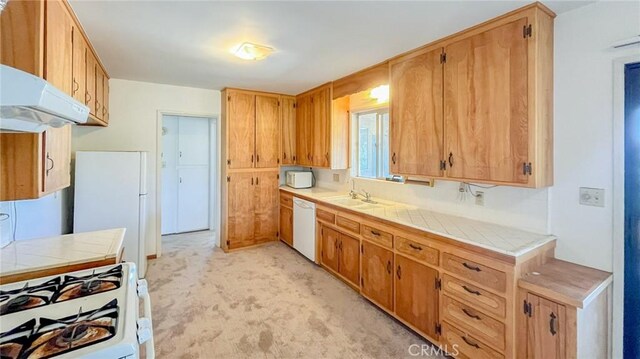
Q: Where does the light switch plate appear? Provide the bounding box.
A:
[579,187,605,207]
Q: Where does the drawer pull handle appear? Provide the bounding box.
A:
[396,265,402,279]
[370,230,381,236]
[387,260,392,274]
[462,285,481,296]
[462,336,480,349]
[409,243,423,251]
[462,262,482,272]
[550,312,557,335]
[462,308,481,320]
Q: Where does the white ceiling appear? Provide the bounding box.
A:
[69,0,593,95]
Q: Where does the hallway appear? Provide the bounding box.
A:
[146,232,439,358]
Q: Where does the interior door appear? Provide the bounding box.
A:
[253,171,279,243]
[526,293,565,359]
[395,254,439,338]
[71,27,86,104]
[281,96,296,165]
[178,116,210,166]
[177,167,209,232]
[339,233,360,286]
[227,172,255,249]
[227,91,256,169]
[321,226,340,273]
[312,87,331,168]
[279,205,293,246]
[42,126,71,194]
[390,48,444,177]
[45,0,73,96]
[255,95,280,168]
[361,240,394,311]
[444,18,529,184]
[161,116,179,235]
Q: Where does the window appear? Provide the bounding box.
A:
[354,109,390,179]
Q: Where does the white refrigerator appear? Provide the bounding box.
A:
[74,151,148,278]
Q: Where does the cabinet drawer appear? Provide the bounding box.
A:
[336,216,360,234]
[395,236,438,266]
[442,274,506,318]
[280,194,293,207]
[361,224,392,248]
[441,321,504,359]
[316,208,335,224]
[442,295,505,351]
[442,253,506,293]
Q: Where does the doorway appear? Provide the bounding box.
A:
[624,62,639,359]
[161,115,213,235]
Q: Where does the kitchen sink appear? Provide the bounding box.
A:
[325,195,392,210]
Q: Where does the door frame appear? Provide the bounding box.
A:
[156,110,220,257]
[612,54,640,359]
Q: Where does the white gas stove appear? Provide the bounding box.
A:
[0,263,154,358]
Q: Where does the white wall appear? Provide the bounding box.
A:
[73,79,221,255]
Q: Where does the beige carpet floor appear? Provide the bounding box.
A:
[146,231,443,358]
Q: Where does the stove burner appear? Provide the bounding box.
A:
[6,295,30,310]
[56,323,89,346]
[0,278,59,315]
[80,280,101,295]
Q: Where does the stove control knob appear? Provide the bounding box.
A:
[137,279,149,297]
[137,318,152,344]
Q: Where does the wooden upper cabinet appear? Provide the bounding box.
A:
[390,47,444,177]
[44,0,73,95]
[95,64,104,120]
[255,95,280,168]
[85,50,97,116]
[312,86,331,168]
[226,172,255,250]
[226,91,256,169]
[395,254,439,339]
[321,226,340,273]
[71,27,86,104]
[102,70,109,123]
[281,96,296,165]
[361,240,394,311]
[295,94,312,166]
[43,126,72,194]
[253,171,279,241]
[444,18,529,185]
[0,0,44,76]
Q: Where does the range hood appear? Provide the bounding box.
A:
[0,65,89,133]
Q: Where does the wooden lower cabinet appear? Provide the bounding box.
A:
[441,321,505,359]
[395,254,439,339]
[524,293,565,359]
[320,225,359,286]
[321,226,340,273]
[361,240,394,311]
[279,206,293,246]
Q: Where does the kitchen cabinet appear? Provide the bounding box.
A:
[395,254,439,339]
[281,96,296,165]
[223,170,280,250]
[295,84,349,169]
[71,26,87,104]
[279,206,293,246]
[45,0,73,95]
[255,94,280,168]
[389,47,444,178]
[320,225,360,286]
[361,240,394,311]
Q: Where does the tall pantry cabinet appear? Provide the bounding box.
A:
[0,0,110,201]
[221,89,286,251]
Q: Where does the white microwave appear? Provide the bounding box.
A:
[286,171,313,189]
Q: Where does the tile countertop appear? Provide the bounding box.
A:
[280,186,556,258]
[0,228,125,280]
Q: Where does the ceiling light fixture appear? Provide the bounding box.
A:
[231,42,273,61]
[370,85,389,104]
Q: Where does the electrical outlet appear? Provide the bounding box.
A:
[333,173,340,182]
[475,191,484,206]
[579,187,605,207]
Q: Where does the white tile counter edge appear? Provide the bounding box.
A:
[280,186,556,257]
[1,228,126,277]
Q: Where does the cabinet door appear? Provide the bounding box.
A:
[254,171,279,242]
[95,66,104,120]
[85,52,96,116]
[42,125,71,194]
[227,172,255,249]
[177,167,209,232]
[255,95,280,168]
[295,94,312,166]
[390,48,444,177]
[71,27,87,104]
[227,92,256,169]
[279,205,293,246]
[312,86,331,168]
[45,0,73,96]
[339,233,360,286]
[161,116,179,235]
[395,254,439,338]
[526,293,565,359]
[102,70,109,123]
[281,96,296,165]
[361,240,394,311]
[178,116,209,166]
[321,226,340,273]
[444,18,529,184]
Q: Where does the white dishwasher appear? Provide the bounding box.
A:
[293,197,316,261]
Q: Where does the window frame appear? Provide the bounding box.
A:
[351,108,390,180]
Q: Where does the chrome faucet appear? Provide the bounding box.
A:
[349,180,358,199]
[360,189,373,203]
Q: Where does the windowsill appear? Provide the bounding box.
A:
[352,176,405,185]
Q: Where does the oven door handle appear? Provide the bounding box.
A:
[137,279,155,359]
